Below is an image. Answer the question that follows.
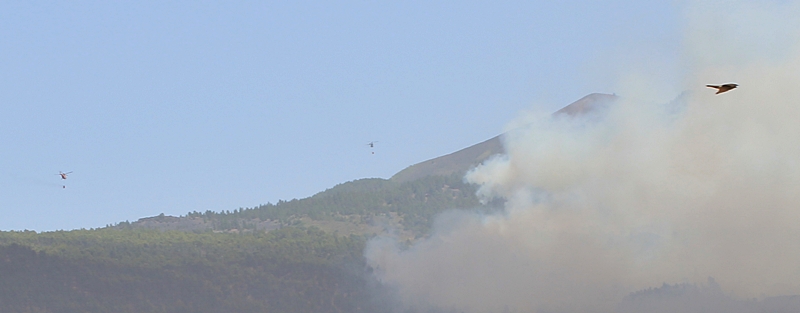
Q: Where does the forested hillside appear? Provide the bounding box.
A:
[123,172,501,238]
[0,227,396,313]
[0,172,498,313]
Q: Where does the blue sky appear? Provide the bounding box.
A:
[0,1,681,231]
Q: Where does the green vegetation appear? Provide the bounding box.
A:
[1,169,503,312]
[180,172,499,236]
[0,227,395,313]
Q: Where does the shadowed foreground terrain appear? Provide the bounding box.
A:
[0,228,396,313]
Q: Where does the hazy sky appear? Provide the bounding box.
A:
[0,1,681,231]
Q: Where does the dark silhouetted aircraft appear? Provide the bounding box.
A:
[706,83,738,94]
[57,171,73,180]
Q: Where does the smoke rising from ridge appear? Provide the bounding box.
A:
[366,1,800,312]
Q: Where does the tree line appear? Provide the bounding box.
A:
[181,173,499,235]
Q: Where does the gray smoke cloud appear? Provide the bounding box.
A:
[366,1,800,312]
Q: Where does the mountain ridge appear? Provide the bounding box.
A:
[390,93,618,183]
[116,93,619,237]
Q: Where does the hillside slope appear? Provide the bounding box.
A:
[0,228,394,313]
[119,93,618,238]
[121,173,492,239]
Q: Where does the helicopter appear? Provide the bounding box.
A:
[366,141,378,154]
[57,171,73,180]
[57,171,72,188]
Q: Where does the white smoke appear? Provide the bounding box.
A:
[366,1,800,312]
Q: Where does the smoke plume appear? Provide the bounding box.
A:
[366,1,800,312]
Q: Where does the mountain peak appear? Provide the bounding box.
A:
[554,93,619,116]
[391,93,618,183]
